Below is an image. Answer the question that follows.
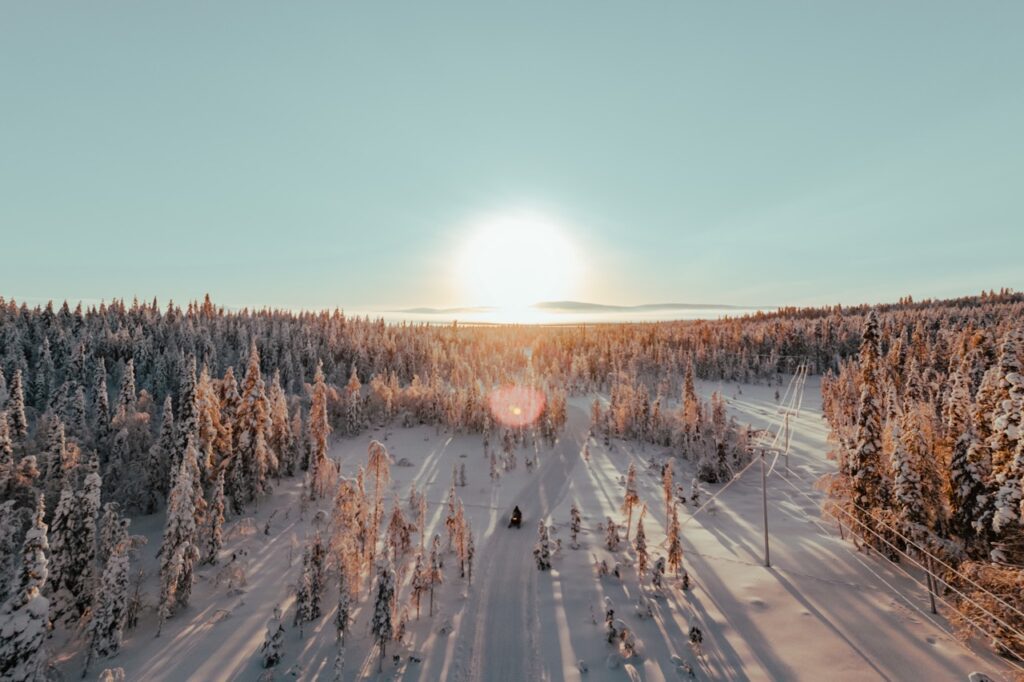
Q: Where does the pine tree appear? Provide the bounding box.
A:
[0,496,50,682]
[370,560,395,672]
[534,520,552,570]
[307,360,331,500]
[622,463,639,540]
[204,471,225,565]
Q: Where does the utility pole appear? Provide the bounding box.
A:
[761,450,770,567]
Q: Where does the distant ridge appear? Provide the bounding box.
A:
[394,305,495,314]
[392,301,760,315]
[532,300,754,313]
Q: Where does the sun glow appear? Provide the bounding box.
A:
[456,212,582,319]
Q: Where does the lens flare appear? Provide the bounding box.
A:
[488,385,546,428]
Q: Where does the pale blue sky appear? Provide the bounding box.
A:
[2,2,1022,311]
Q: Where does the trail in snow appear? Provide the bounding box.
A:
[452,405,587,682]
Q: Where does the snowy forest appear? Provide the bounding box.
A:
[1,290,1023,680]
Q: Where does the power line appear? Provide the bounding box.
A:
[773,471,1024,659]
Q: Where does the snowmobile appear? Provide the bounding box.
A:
[508,506,523,528]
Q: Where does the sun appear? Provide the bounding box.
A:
[456,212,582,315]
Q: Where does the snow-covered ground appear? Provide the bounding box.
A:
[56,377,1011,680]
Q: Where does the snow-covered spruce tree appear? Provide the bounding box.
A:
[848,311,889,527]
[157,451,200,635]
[464,525,474,585]
[661,460,674,521]
[32,339,53,411]
[366,440,391,567]
[69,454,102,619]
[0,496,50,682]
[667,503,684,576]
[0,501,22,606]
[46,475,76,623]
[293,532,326,630]
[334,569,352,643]
[410,551,428,619]
[386,504,413,566]
[534,520,552,570]
[228,344,275,511]
[116,359,136,418]
[345,365,364,436]
[891,411,926,539]
[948,414,988,545]
[173,355,199,479]
[622,463,639,540]
[6,369,29,445]
[145,397,175,512]
[454,501,470,578]
[988,328,1023,473]
[203,470,225,565]
[268,370,293,477]
[605,517,621,552]
[98,504,128,575]
[194,365,222,479]
[84,525,130,672]
[427,535,443,617]
[444,481,458,552]
[260,606,285,668]
[634,507,649,576]
[991,437,1024,537]
[371,560,395,672]
[331,643,345,682]
[690,477,701,507]
[92,360,111,456]
[570,503,582,549]
[0,415,13,501]
[307,360,332,500]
